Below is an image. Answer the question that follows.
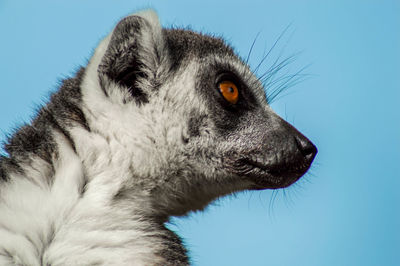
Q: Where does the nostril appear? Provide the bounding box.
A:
[294,136,317,159]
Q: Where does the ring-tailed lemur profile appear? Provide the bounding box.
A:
[0,10,317,265]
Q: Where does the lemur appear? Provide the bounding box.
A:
[0,10,317,265]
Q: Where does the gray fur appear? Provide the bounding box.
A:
[0,10,316,265]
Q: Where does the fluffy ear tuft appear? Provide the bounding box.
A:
[135,9,163,35]
[97,10,168,104]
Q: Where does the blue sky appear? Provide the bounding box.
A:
[0,1,399,265]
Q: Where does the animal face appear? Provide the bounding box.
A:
[0,10,317,265]
[81,11,317,217]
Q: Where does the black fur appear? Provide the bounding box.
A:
[98,16,151,105]
[0,13,317,265]
[161,28,317,189]
[157,226,189,265]
[164,29,235,71]
[0,156,21,182]
[0,68,88,184]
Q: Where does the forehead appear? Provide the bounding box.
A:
[162,28,267,106]
[163,28,236,68]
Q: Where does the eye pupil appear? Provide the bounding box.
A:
[228,87,234,93]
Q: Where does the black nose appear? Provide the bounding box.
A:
[294,135,318,161]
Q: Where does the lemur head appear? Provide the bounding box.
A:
[80,11,317,218]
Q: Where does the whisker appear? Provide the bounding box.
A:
[245,32,261,65]
[265,63,312,103]
[259,52,300,83]
[253,23,293,74]
[249,50,300,92]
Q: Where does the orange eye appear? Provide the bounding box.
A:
[218,81,239,104]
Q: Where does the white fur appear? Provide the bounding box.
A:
[0,11,173,265]
[0,10,275,265]
[0,131,84,265]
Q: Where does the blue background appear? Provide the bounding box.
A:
[1,1,399,265]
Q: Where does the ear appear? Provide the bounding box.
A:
[97,10,168,104]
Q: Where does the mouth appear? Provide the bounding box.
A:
[228,156,314,189]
